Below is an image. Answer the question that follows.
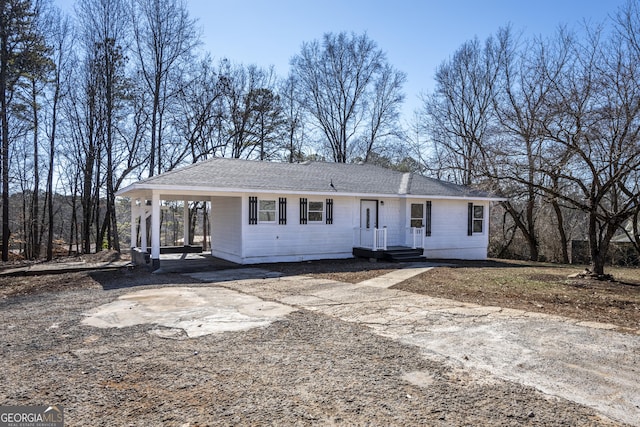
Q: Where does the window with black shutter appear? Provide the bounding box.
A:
[425,201,432,236]
[326,199,333,224]
[299,198,308,224]
[473,205,484,233]
[279,198,287,225]
[249,197,258,225]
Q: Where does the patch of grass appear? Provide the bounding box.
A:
[393,259,640,332]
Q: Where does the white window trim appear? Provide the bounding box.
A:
[258,199,277,224]
[307,200,324,223]
[472,204,484,234]
[410,203,424,229]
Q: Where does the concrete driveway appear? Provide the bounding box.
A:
[82,266,639,426]
[187,268,640,427]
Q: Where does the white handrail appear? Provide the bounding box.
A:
[354,227,387,251]
[408,227,424,249]
[374,227,387,251]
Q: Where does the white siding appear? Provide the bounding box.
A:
[211,196,243,262]
[415,199,489,260]
[240,194,355,264]
[209,194,490,264]
[377,198,404,246]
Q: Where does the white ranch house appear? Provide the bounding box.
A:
[116,158,503,270]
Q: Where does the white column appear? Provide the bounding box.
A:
[130,200,137,248]
[141,207,148,252]
[151,192,161,270]
[183,200,189,246]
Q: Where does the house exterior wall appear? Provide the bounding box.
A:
[376,198,404,245]
[210,196,243,262]
[208,194,490,264]
[238,193,357,264]
[411,199,489,260]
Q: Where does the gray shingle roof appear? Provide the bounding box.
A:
[121,157,496,199]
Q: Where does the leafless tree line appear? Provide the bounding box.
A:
[4,0,638,276]
[0,0,406,260]
[414,1,640,275]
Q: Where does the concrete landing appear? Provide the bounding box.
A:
[82,286,295,338]
[357,265,435,288]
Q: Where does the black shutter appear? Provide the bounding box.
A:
[467,202,473,236]
[326,198,333,224]
[279,198,287,225]
[249,197,258,225]
[300,198,308,224]
[425,201,432,236]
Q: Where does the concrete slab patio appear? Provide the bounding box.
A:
[184,271,640,427]
[82,285,295,338]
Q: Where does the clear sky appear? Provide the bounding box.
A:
[57,0,626,120]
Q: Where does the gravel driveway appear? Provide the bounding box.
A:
[1,267,637,426]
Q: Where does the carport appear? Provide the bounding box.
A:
[123,188,216,271]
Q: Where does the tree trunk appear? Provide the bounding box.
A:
[525,198,539,261]
[46,81,59,260]
[551,199,569,264]
[30,79,40,259]
[69,193,78,256]
[501,201,539,261]
[587,213,617,277]
[1,31,9,261]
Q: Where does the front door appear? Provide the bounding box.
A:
[360,200,377,229]
[359,200,378,247]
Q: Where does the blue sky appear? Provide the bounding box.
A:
[58,0,626,119]
[190,0,625,118]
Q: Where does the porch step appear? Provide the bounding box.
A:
[353,246,427,263]
[383,248,427,263]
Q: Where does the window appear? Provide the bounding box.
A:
[410,203,424,228]
[308,201,324,222]
[301,198,333,224]
[258,199,277,223]
[473,205,484,233]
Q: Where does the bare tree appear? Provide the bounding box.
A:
[40,6,73,260]
[132,0,198,177]
[279,74,306,162]
[362,63,406,162]
[421,36,499,185]
[172,57,225,165]
[76,0,130,253]
[217,61,280,160]
[0,0,49,260]
[536,23,640,276]
[492,27,573,261]
[291,32,405,163]
[250,87,284,160]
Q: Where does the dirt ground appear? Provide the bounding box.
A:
[0,256,637,425]
[2,255,638,331]
[393,259,640,332]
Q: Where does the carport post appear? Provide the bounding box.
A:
[130,200,137,248]
[140,207,148,252]
[151,192,161,270]
[183,200,189,246]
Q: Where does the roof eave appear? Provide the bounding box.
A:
[116,183,507,202]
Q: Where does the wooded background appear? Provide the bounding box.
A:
[2,0,640,275]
